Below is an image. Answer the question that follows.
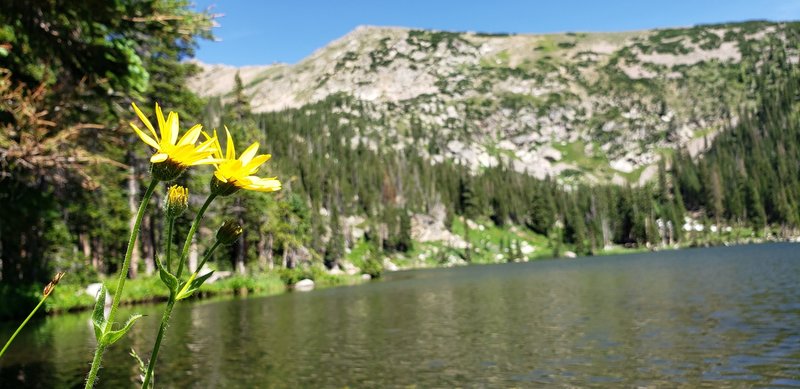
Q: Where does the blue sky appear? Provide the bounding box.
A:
[193,0,800,66]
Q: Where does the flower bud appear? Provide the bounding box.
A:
[165,185,189,219]
[216,220,243,245]
[151,159,187,181]
[43,271,65,296]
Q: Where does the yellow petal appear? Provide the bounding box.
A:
[246,178,282,192]
[243,154,271,172]
[209,129,223,159]
[131,103,159,141]
[166,111,179,145]
[214,170,229,183]
[239,142,260,165]
[235,176,254,186]
[224,159,244,174]
[196,136,218,153]
[155,103,166,139]
[131,123,161,150]
[151,153,169,163]
[191,158,226,165]
[224,126,235,160]
[178,124,203,146]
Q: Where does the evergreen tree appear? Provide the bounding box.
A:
[324,206,344,269]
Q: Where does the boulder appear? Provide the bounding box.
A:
[382,258,399,271]
[294,278,315,292]
[85,283,111,306]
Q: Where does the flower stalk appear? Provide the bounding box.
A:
[140,193,220,388]
[0,272,65,359]
[85,178,158,389]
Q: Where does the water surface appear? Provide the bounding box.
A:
[1,243,799,387]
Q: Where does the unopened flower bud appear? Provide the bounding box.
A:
[43,271,65,296]
[216,220,243,244]
[165,185,189,219]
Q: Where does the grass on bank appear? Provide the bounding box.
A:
[0,269,367,320]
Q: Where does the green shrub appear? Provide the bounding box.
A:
[360,257,383,278]
[45,284,95,313]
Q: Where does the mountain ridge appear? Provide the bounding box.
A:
[189,20,798,184]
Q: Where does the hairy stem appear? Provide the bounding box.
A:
[85,341,105,388]
[141,196,220,389]
[176,193,216,279]
[85,178,158,388]
[140,298,174,389]
[165,218,175,273]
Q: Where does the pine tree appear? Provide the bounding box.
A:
[324,206,344,269]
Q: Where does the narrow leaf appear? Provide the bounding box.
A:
[176,271,214,300]
[92,284,107,341]
[102,314,143,346]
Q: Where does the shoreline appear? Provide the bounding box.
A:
[5,238,793,322]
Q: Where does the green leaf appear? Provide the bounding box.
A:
[92,284,107,341]
[129,347,146,373]
[158,257,179,292]
[129,347,150,386]
[102,314,142,346]
[176,271,214,301]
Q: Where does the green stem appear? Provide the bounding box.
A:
[84,342,105,388]
[85,178,158,389]
[176,193,216,279]
[196,241,221,274]
[141,197,219,389]
[0,294,48,359]
[165,218,175,273]
[140,298,174,389]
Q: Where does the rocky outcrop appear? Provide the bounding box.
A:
[189,22,796,184]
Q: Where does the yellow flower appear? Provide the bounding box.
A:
[208,127,281,195]
[129,102,219,180]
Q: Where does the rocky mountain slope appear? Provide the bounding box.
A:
[189,20,798,184]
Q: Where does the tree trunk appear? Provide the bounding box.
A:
[137,215,152,279]
[235,232,246,275]
[266,233,274,271]
[188,234,199,273]
[128,164,140,279]
[143,202,159,276]
[257,231,267,271]
[92,237,104,273]
[281,242,288,269]
[80,232,92,260]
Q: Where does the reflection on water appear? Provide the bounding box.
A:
[1,243,799,387]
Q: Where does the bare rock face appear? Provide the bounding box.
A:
[411,204,467,248]
[189,22,795,184]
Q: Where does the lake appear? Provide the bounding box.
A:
[1,243,799,387]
